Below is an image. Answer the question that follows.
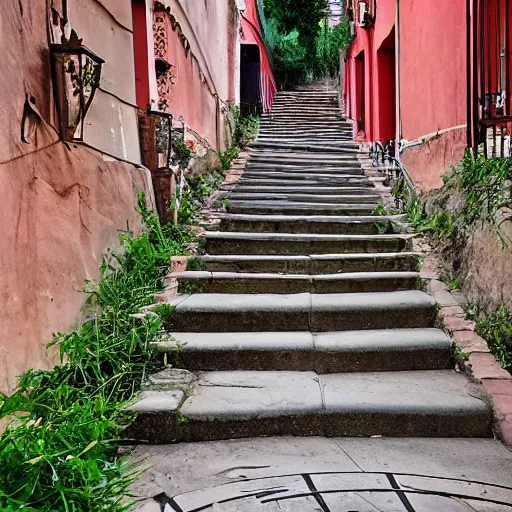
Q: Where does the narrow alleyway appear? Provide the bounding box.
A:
[131,88,512,511]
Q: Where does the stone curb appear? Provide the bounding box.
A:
[426,277,512,447]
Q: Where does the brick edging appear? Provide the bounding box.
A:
[427,278,512,447]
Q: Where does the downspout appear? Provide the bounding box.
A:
[395,0,401,160]
[466,0,473,152]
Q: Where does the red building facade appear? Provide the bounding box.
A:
[344,0,468,190]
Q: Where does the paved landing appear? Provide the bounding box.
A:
[131,437,512,511]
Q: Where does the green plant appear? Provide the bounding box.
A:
[476,306,512,374]
[179,279,204,295]
[186,257,206,271]
[441,274,460,291]
[453,343,469,362]
[0,194,192,511]
[372,204,388,216]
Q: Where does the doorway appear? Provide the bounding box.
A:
[377,28,396,144]
[240,44,262,115]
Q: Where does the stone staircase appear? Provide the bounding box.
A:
[127,89,492,445]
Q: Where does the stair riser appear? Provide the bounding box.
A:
[169,306,435,333]
[246,161,361,168]
[230,187,373,195]
[178,276,419,294]
[126,410,491,444]
[219,219,393,234]
[206,238,409,255]
[226,205,378,215]
[226,195,379,204]
[177,347,452,373]
[237,179,375,187]
[201,257,419,274]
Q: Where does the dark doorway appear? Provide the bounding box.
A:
[355,51,365,133]
[240,44,262,115]
[377,27,396,144]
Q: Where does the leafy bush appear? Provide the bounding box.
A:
[0,194,192,511]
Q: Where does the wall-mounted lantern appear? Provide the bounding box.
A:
[357,0,376,28]
[50,31,105,141]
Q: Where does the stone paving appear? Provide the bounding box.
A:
[130,89,512,511]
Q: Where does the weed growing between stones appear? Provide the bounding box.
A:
[186,257,207,272]
[0,195,193,511]
[178,279,205,295]
[466,305,512,374]
[441,274,461,291]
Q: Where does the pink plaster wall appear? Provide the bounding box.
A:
[399,0,466,141]
[401,128,467,191]
[0,0,151,393]
[161,0,239,149]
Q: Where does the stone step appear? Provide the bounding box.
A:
[164,291,436,332]
[194,252,421,274]
[176,270,420,294]
[226,201,379,216]
[236,178,374,187]
[247,158,361,168]
[249,141,359,152]
[205,232,412,255]
[228,185,376,195]
[243,168,365,177]
[126,369,491,443]
[218,214,401,234]
[153,329,452,373]
[225,192,380,204]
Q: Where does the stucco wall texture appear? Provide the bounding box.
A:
[162,0,239,149]
[0,0,151,393]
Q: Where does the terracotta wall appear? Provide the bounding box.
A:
[0,0,151,393]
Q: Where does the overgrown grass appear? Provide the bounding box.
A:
[0,194,193,511]
[393,151,512,242]
[466,305,512,374]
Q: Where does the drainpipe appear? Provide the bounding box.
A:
[395,0,402,161]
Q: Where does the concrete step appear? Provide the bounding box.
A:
[205,232,412,255]
[249,142,359,152]
[154,329,452,373]
[228,185,376,195]
[127,369,491,443]
[226,201,379,216]
[242,169,366,178]
[176,270,420,294]
[218,214,401,234]
[163,291,436,332]
[194,252,421,274]
[226,192,380,204]
[247,158,361,168]
[236,179,374,189]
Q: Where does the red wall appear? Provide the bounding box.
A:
[399,0,466,141]
[345,0,468,191]
[345,0,396,142]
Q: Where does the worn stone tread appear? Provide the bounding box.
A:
[127,370,491,442]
